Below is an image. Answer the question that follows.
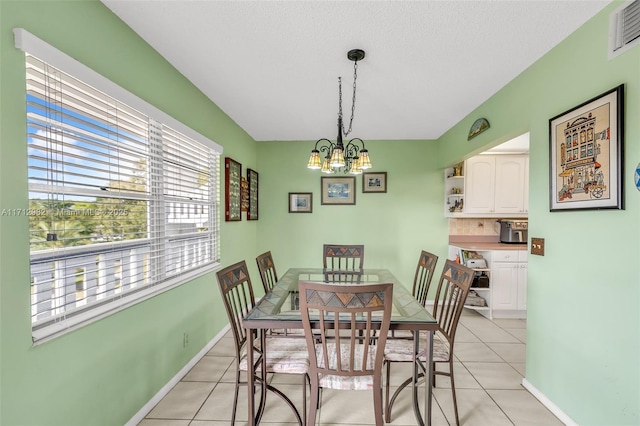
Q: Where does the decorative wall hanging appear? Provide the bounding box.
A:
[288,192,312,213]
[247,168,259,220]
[224,157,242,221]
[549,84,624,211]
[362,172,387,193]
[468,118,490,140]
[240,177,249,212]
[321,176,356,205]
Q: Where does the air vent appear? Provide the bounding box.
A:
[609,0,640,58]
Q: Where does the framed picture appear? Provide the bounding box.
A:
[289,192,312,213]
[321,176,356,205]
[362,172,387,193]
[247,168,259,220]
[549,84,624,211]
[224,157,242,221]
[240,177,249,212]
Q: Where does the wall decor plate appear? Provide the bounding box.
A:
[468,118,490,140]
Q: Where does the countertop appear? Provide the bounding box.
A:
[449,235,527,251]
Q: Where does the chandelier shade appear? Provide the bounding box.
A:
[307,49,372,174]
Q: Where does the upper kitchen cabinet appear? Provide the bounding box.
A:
[465,155,529,216]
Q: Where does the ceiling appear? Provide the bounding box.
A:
[101,0,610,142]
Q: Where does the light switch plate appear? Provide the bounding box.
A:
[531,238,545,256]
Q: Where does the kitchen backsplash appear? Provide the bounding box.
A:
[449,218,501,236]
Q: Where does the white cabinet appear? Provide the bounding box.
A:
[491,250,527,317]
[463,155,528,216]
[449,246,527,319]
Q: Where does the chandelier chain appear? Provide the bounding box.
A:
[339,59,358,137]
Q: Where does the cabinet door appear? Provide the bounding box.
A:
[465,157,495,213]
[494,156,527,214]
[491,262,518,310]
[517,263,527,310]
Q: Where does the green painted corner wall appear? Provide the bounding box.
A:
[0,1,259,425]
[255,139,447,289]
[439,2,640,424]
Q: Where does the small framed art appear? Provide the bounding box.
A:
[289,192,312,213]
[247,168,259,220]
[362,172,387,193]
[321,176,356,205]
[224,157,242,221]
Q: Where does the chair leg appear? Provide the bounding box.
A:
[384,361,392,423]
[373,376,384,426]
[308,376,320,426]
[449,360,460,426]
[231,370,240,425]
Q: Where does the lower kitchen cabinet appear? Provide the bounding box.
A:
[450,246,527,319]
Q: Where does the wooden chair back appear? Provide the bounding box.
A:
[432,259,474,345]
[412,250,439,307]
[215,260,256,358]
[256,251,278,292]
[322,244,365,270]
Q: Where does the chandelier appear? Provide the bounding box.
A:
[307,49,372,174]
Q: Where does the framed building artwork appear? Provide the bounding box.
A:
[549,85,624,211]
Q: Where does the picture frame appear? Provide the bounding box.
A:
[549,84,624,211]
[247,168,259,220]
[321,176,356,205]
[224,157,242,221]
[288,192,312,213]
[362,172,387,193]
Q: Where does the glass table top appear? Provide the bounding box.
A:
[244,268,437,329]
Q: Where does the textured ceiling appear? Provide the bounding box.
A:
[101,0,610,142]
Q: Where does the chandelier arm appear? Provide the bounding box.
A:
[314,138,335,151]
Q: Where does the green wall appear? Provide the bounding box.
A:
[439,2,640,424]
[0,1,259,425]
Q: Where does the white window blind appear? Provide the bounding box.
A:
[16,29,221,342]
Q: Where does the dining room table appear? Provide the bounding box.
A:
[243,267,439,426]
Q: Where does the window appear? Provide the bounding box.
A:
[15,29,222,343]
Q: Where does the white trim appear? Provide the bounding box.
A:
[522,378,577,426]
[13,28,222,154]
[124,324,231,426]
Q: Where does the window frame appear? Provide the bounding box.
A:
[15,28,223,344]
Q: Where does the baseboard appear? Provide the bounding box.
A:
[522,378,577,426]
[125,324,231,426]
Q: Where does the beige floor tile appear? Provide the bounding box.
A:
[385,386,451,425]
[182,355,234,382]
[465,324,521,343]
[146,381,215,420]
[463,362,524,389]
[487,389,565,426]
[492,318,527,329]
[510,362,526,376]
[137,420,191,426]
[454,324,482,343]
[486,342,527,363]
[434,387,514,426]
[454,342,503,362]
[506,327,527,343]
[206,337,236,357]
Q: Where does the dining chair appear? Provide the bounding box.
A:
[383,259,474,425]
[298,280,393,426]
[256,251,278,293]
[255,251,305,337]
[216,260,309,425]
[322,244,365,270]
[391,250,439,339]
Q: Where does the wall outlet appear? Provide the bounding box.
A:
[183,332,189,347]
[531,238,545,256]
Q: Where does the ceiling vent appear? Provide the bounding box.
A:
[609,0,640,59]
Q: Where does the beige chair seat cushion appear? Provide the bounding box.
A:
[314,342,378,390]
[384,332,450,362]
[238,337,309,375]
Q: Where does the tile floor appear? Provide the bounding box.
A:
[138,310,563,425]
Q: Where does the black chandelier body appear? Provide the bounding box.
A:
[307,49,372,174]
